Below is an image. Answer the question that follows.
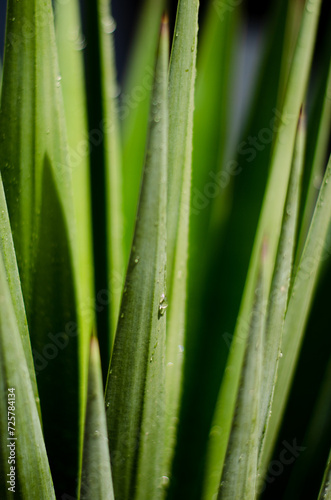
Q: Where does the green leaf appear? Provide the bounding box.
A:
[318,448,331,500]
[0,175,40,414]
[105,19,168,500]
[0,252,55,499]
[296,56,331,261]
[258,111,306,465]
[203,1,322,497]
[80,337,114,500]
[55,0,95,467]
[164,0,199,477]
[218,248,266,500]
[260,153,331,474]
[96,0,125,351]
[174,2,295,496]
[121,0,165,264]
[0,1,80,494]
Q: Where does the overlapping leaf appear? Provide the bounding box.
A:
[80,337,114,500]
[121,0,165,263]
[0,252,55,499]
[0,0,80,494]
[260,153,331,475]
[164,0,200,479]
[203,1,322,497]
[105,19,168,500]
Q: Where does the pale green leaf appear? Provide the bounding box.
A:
[0,175,40,414]
[0,252,55,499]
[258,111,306,464]
[260,153,331,474]
[55,0,95,469]
[0,1,80,494]
[218,250,266,500]
[97,0,125,351]
[121,0,165,263]
[80,337,114,500]
[105,20,168,500]
[203,1,322,497]
[164,0,199,477]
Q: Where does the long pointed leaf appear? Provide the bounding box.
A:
[80,337,114,500]
[97,0,124,350]
[55,0,95,471]
[0,1,80,494]
[203,1,322,497]
[260,153,331,474]
[121,0,165,263]
[258,110,306,464]
[0,175,40,413]
[0,252,55,499]
[105,19,168,500]
[218,249,266,499]
[164,0,199,478]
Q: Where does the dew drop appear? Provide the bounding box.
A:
[134,256,140,264]
[161,475,170,487]
[167,362,174,367]
[306,0,316,13]
[159,293,168,316]
[102,16,117,34]
[178,345,184,353]
[279,352,283,358]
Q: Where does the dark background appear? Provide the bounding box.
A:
[0,0,273,76]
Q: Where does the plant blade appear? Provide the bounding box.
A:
[258,110,306,466]
[0,252,55,499]
[55,0,96,472]
[121,0,165,264]
[97,0,125,352]
[105,19,168,500]
[203,1,322,497]
[0,175,40,414]
[218,249,266,500]
[260,153,331,474]
[164,0,200,478]
[0,1,80,494]
[80,337,114,500]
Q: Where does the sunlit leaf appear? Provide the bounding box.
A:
[80,337,114,500]
[260,153,331,475]
[121,0,165,264]
[0,1,80,494]
[105,19,168,500]
[203,1,322,497]
[0,252,55,499]
[164,0,199,478]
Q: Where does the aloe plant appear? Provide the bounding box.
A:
[0,0,330,499]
